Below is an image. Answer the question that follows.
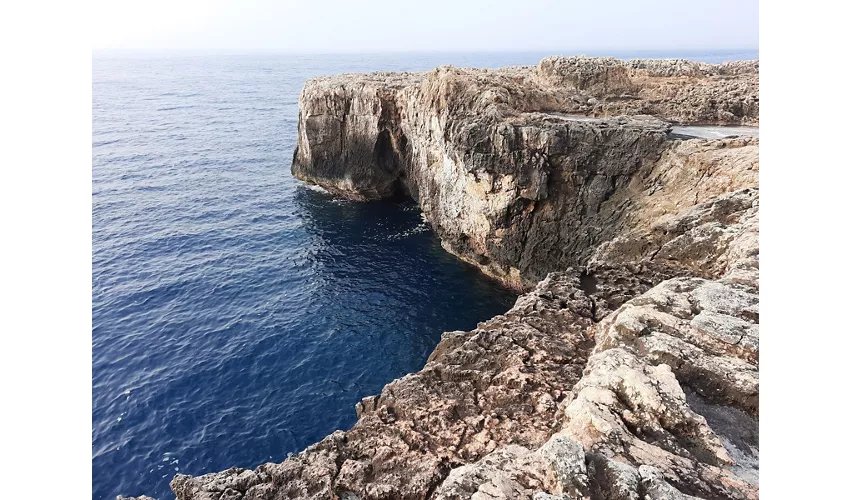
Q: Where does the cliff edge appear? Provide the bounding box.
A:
[130,56,759,500]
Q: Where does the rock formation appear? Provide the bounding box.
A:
[291,56,758,289]
[127,56,759,500]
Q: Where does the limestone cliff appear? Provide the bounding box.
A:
[128,57,759,500]
[291,56,758,289]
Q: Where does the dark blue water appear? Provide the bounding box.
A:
[92,49,757,500]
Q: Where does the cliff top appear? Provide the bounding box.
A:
[305,55,759,84]
[301,55,759,126]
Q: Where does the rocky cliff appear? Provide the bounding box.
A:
[291,56,758,289]
[131,56,759,500]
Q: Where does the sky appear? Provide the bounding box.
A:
[91,0,758,52]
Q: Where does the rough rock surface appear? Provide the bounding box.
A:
[169,271,599,499]
[538,57,758,125]
[132,57,759,500]
[291,56,758,289]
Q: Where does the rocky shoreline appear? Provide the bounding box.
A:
[126,56,759,500]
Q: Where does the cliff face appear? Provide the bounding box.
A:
[140,57,759,500]
[291,57,758,289]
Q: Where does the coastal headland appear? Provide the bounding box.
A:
[127,56,759,500]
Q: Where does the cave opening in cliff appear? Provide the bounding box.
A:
[373,128,412,201]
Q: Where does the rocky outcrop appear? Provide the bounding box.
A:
[143,57,759,500]
[536,57,758,125]
[291,56,758,290]
[170,271,598,499]
[166,250,759,500]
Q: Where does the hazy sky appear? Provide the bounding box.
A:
[91,0,758,52]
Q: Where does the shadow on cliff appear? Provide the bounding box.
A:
[291,129,412,200]
[291,184,516,300]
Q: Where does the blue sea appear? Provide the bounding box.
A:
[92,49,758,500]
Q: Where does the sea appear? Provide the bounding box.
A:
[92,49,758,500]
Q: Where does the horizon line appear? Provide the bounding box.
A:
[92,47,760,56]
